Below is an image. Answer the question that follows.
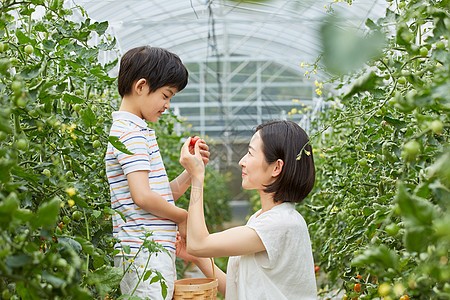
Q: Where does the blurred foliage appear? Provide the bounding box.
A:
[0,1,231,299]
[300,0,449,299]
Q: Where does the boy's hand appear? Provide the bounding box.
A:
[177,218,187,243]
[176,233,198,263]
[181,138,206,178]
[189,136,210,166]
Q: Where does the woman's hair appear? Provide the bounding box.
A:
[256,120,315,203]
[118,46,188,97]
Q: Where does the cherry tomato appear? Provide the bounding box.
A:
[190,136,200,146]
[354,283,361,293]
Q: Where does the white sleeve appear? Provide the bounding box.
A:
[246,211,288,269]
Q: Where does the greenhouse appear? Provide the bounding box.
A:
[0,0,448,299]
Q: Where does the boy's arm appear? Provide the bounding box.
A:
[170,170,191,200]
[127,170,187,225]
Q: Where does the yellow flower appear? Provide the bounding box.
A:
[315,88,322,96]
[315,80,319,86]
[68,199,75,207]
[292,98,299,103]
[65,187,76,197]
[301,62,305,68]
[324,5,327,8]
[70,133,77,140]
[304,71,309,76]
[291,108,298,114]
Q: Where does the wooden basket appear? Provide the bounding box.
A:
[173,258,218,300]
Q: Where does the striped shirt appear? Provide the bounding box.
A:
[105,111,177,255]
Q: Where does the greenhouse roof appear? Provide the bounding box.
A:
[70,0,387,73]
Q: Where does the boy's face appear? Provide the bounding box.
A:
[140,85,177,123]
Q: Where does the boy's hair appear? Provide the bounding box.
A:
[118,46,188,97]
[256,120,315,203]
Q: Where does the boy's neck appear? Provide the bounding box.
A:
[119,96,142,119]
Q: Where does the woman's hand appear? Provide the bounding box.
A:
[180,137,205,179]
[190,138,210,166]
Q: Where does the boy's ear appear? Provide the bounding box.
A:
[272,159,284,178]
[134,78,148,95]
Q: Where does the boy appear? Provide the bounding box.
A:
[105,46,209,299]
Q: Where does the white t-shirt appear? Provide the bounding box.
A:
[225,202,317,300]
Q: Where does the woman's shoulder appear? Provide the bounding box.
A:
[249,203,307,229]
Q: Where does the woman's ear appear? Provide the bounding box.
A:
[272,159,284,178]
[134,78,148,95]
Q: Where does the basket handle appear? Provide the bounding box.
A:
[210,257,216,280]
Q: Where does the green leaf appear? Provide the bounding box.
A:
[58,237,82,253]
[395,182,438,227]
[42,270,66,288]
[32,196,60,229]
[95,21,109,35]
[150,275,160,284]
[74,237,97,256]
[84,265,123,297]
[62,92,85,104]
[143,270,153,282]
[108,136,134,155]
[80,106,97,127]
[343,71,382,100]
[122,245,131,255]
[5,254,32,267]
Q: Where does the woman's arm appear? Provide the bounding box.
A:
[180,140,266,258]
[170,139,210,200]
[176,235,227,296]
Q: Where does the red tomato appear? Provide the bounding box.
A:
[314,265,320,273]
[354,283,361,293]
[190,136,200,146]
[400,296,410,300]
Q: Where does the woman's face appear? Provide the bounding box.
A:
[238,131,275,190]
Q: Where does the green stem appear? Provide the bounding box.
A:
[83,208,90,274]
[14,114,21,134]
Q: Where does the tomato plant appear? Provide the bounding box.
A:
[0,1,232,299]
[301,0,449,299]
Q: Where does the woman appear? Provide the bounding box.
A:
[178,120,317,299]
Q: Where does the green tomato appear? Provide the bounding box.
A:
[385,223,400,236]
[397,76,406,84]
[404,140,420,157]
[16,97,27,108]
[9,57,19,66]
[73,103,82,112]
[0,58,11,75]
[42,168,51,178]
[24,45,34,55]
[419,46,428,57]
[16,138,28,150]
[11,81,22,92]
[0,131,7,142]
[398,2,406,8]
[92,140,101,149]
[63,215,71,224]
[72,210,83,221]
[2,289,12,300]
[401,31,414,43]
[0,42,5,53]
[436,41,445,49]
[430,120,443,134]
[55,226,62,235]
[358,158,368,166]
